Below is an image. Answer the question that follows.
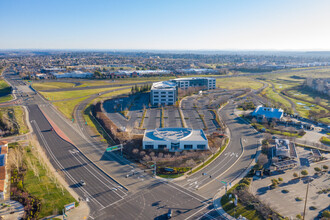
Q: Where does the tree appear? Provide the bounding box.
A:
[257,154,268,168]
[322,165,328,171]
[185,159,196,171]
[301,170,308,177]
[93,70,102,78]
[293,172,298,178]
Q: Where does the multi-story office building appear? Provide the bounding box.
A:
[170,77,216,90]
[150,81,177,105]
[150,77,216,106]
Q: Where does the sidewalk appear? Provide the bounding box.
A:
[44,201,89,220]
[0,200,24,220]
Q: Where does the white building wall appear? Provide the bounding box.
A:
[143,140,208,151]
[151,89,176,105]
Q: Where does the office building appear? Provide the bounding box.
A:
[143,128,208,151]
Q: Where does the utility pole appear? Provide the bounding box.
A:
[302,181,310,220]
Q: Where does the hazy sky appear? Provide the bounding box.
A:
[1,0,330,50]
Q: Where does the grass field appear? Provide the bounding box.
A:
[0,94,13,103]
[216,77,263,90]
[53,96,89,119]
[32,82,76,90]
[82,88,132,143]
[260,84,292,113]
[0,106,29,134]
[287,88,330,107]
[40,86,129,101]
[0,79,12,103]
[24,146,77,218]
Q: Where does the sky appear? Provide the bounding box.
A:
[1,0,330,50]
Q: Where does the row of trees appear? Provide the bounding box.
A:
[131,84,151,94]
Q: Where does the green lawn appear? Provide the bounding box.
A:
[82,88,132,143]
[261,85,292,113]
[216,77,263,90]
[0,80,12,103]
[24,147,77,218]
[320,136,330,146]
[286,88,330,108]
[32,82,76,91]
[0,94,13,103]
[0,106,29,134]
[53,96,89,119]
[286,97,327,118]
[40,86,128,101]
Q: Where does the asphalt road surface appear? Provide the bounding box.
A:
[28,104,128,213]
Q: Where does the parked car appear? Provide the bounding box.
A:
[80,180,86,186]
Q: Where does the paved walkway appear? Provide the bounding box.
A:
[44,201,89,220]
[0,200,24,220]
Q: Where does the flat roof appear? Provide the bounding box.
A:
[143,128,207,142]
[172,77,215,81]
[151,81,177,90]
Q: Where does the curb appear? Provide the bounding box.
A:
[38,106,130,192]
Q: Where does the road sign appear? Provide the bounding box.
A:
[64,202,75,211]
[106,144,123,152]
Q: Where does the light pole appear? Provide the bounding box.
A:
[302,180,310,220]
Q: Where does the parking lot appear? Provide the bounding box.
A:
[103,89,242,134]
[250,161,330,219]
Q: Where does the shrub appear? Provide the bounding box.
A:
[314,167,321,172]
[301,170,308,176]
[278,177,283,182]
[295,197,303,201]
[323,210,330,218]
[309,206,317,210]
[296,214,303,219]
[17,180,23,190]
[323,165,328,170]
[293,172,298,178]
[282,189,289,193]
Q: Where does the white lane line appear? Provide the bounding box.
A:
[182,153,232,188]
[31,120,105,209]
[72,152,127,196]
[186,155,237,190]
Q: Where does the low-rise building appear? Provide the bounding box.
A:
[252,105,284,121]
[143,128,208,151]
[150,81,177,106]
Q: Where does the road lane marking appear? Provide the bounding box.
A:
[71,151,127,197]
[31,120,105,209]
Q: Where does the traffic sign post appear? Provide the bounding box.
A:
[106,144,123,155]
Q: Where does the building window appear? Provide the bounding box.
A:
[184,145,193,150]
[158,145,167,149]
[161,92,166,94]
[154,99,159,101]
[161,99,166,102]
[197,144,206,149]
[145,145,154,149]
[154,95,159,98]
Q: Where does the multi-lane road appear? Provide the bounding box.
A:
[3,70,262,219]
